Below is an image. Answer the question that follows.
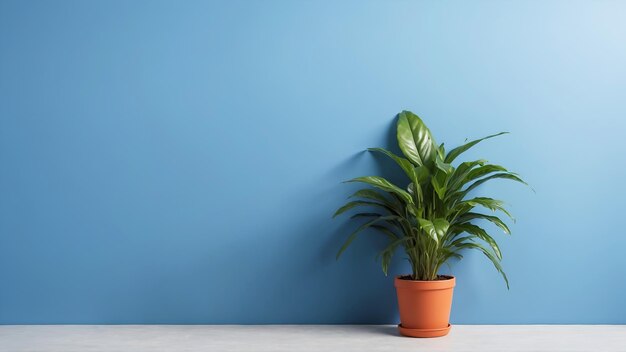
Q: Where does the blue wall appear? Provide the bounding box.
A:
[1,0,625,324]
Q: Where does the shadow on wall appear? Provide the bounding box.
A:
[199,118,407,324]
[108,119,407,324]
[304,118,408,323]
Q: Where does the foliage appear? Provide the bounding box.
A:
[334,111,527,287]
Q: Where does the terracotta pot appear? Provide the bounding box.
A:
[395,275,455,338]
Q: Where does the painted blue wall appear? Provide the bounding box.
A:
[1,0,625,324]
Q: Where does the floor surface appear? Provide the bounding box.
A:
[0,325,624,352]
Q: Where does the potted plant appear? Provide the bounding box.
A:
[334,111,526,337]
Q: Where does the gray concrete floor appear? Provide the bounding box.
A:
[0,325,625,352]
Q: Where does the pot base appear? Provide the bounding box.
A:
[398,324,451,338]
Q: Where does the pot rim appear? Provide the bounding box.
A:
[394,275,456,290]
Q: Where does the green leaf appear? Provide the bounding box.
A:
[345,176,413,204]
[333,201,393,218]
[446,169,527,205]
[336,215,400,260]
[335,114,524,285]
[348,188,389,203]
[348,189,401,214]
[370,224,399,240]
[435,157,455,175]
[447,235,475,248]
[432,218,450,238]
[437,143,446,159]
[446,159,487,192]
[406,184,424,209]
[417,218,438,243]
[379,237,412,275]
[430,157,458,199]
[414,166,431,184]
[417,218,449,243]
[368,148,418,184]
[439,247,463,262]
[444,132,508,164]
[455,197,513,219]
[431,169,448,200]
[455,212,511,234]
[350,212,382,219]
[396,111,436,167]
[466,164,509,182]
[463,173,528,196]
[453,242,509,289]
[451,223,502,259]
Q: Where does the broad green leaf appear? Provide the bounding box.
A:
[431,156,458,199]
[431,169,448,200]
[407,182,416,196]
[418,218,448,243]
[405,201,418,217]
[445,132,508,164]
[335,112,526,284]
[466,164,508,182]
[439,247,463,262]
[417,218,438,243]
[368,148,418,184]
[414,166,430,184]
[435,157,455,175]
[463,173,528,196]
[456,197,510,216]
[455,212,511,234]
[346,176,413,204]
[446,159,487,193]
[451,223,502,259]
[432,218,450,238]
[396,111,436,167]
[437,143,446,159]
[446,235,475,248]
[446,171,527,205]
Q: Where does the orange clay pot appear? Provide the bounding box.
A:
[395,275,455,338]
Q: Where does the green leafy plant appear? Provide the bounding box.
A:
[334,111,527,288]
